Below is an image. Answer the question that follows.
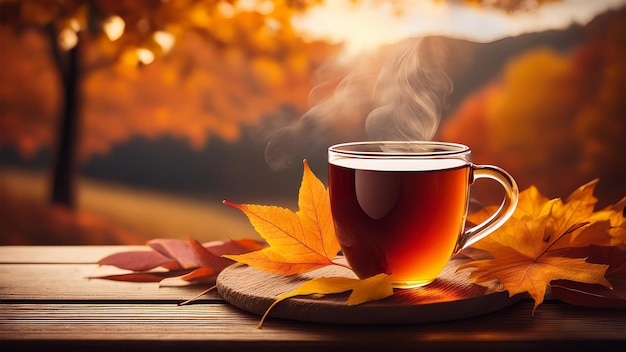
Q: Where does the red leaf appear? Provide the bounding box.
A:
[551,245,626,308]
[98,250,177,271]
[551,280,626,308]
[203,238,266,256]
[181,267,217,283]
[189,237,234,273]
[148,238,199,269]
[96,237,265,284]
[89,270,193,282]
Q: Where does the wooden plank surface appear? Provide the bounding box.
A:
[1,246,625,352]
[0,263,221,301]
[0,245,146,264]
[0,246,221,301]
[1,302,625,351]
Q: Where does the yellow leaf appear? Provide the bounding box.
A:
[463,249,611,312]
[547,179,600,246]
[461,181,623,311]
[515,184,551,218]
[466,184,549,227]
[470,198,561,256]
[470,180,620,253]
[568,220,613,248]
[258,273,393,328]
[224,160,341,275]
[583,196,626,246]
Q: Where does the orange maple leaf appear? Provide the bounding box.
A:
[223,160,342,275]
[460,180,621,311]
[467,179,623,251]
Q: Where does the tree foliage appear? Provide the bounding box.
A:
[439,8,626,206]
[0,0,567,209]
[0,0,336,158]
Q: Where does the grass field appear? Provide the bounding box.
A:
[0,167,272,245]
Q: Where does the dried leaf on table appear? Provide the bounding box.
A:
[98,250,178,272]
[550,245,626,308]
[460,181,621,311]
[258,273,393,328]
[92,270,195,283]
[95,236,265,283]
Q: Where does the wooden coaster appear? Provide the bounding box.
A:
[216,257,523,325]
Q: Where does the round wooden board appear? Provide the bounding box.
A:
[216,256,524,325]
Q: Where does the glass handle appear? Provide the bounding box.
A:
[454,164,519,254]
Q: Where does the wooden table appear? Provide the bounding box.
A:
[1,246,624,351]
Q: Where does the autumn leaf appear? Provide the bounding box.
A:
[223,160,341,275]
[258,273,393,328]
[91,271,194,283]
[467,180,622,252]
[147,238,202,269]
[460,242,610,312]
[98,249,178,272]
[460,184,617,311]
[550,245,626,308]
[582,196,626,246]
[96,236,264,283]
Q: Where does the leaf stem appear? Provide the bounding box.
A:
[258,299,282,329]
[178,285,216,306]
[542,222,590,256]
[331,260,354,271]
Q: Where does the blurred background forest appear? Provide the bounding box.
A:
[1,0,625,245]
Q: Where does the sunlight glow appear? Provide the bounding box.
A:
[153,31,176,53]
[265,17,282,34]
[218,2,236,18]
[103,15,125,41]
[136,48,155,65]
[292,0,626,57]
[58,28,78,50]
[237,0,275,15]
[69,18,80,32]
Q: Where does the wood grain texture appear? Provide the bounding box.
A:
[0,245,146,264]
[1,246,625,352]
[0,263,221,301]
[2,302,625,351]
[216,257,524,325]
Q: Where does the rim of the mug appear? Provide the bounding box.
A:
[328,141,470,158]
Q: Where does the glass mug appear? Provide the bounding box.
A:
[328,141,519,289]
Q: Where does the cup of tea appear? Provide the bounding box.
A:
[328,141,519,289]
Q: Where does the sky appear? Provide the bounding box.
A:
[292,0,626,57]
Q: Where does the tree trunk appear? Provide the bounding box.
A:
[48,26,81,209]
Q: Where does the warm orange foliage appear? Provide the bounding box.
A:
[461,180,625,310]
[0,0,570,161]
[439,9,626,206]
[0,0,339,159]
[0,28,60,159]
[224,160,341,275]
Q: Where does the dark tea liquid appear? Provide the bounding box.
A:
[329,158,470,288]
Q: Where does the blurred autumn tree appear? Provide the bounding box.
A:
[439,8,626,206]
[0,0,561,211]
[0,0,338,209]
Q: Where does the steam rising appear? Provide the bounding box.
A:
[265,37,452,170]
[366,38,452,141]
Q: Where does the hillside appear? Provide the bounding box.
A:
[0,167,265,245]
